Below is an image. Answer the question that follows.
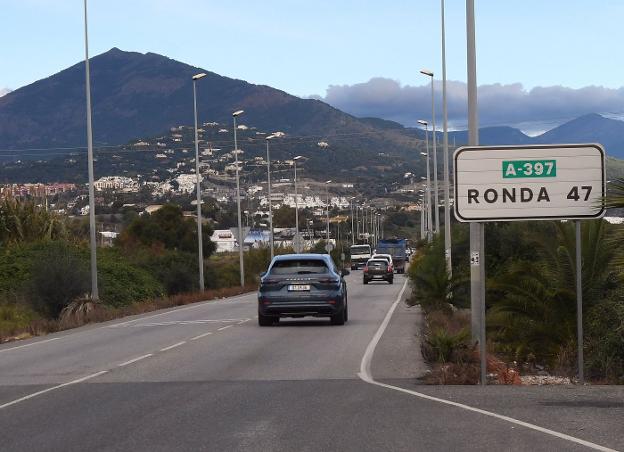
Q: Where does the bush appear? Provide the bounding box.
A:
[0,301,38,340]
[28,242,91,317]
[97,248,165,307]
[585,296,624,383]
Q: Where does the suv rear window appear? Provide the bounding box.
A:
[368,260,388,268]
[270,259,329,275]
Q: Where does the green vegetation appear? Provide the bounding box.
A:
[0,200,259,342]
[409,220,624,383]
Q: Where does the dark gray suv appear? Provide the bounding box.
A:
[257,254,349,326]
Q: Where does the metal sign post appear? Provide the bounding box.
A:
[576,220,584,384]
[455,143,605,386]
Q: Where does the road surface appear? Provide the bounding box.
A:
[0,273,622,451]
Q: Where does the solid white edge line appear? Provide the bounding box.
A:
[160,341,186,352]
[217,325,233,331]
[117,353,153,367]
[0,337,60,353]
[190,332,213,341]
[357,279,616,452]
[0,370,108,410]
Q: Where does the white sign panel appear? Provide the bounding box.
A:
[454,144,605,222]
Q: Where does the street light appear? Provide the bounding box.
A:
[265,134,277,260]
[192,72,207,291]
[418,120,433,242]
[232,109,245,287]
[325,180,332,244]
[421,69,439,235]
[350,197,356,246]
[83,0,98,300]
[293,155,304,247]
[440,0,452,276]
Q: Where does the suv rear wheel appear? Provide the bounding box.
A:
[258,313,277,326]
[330,307,346,325]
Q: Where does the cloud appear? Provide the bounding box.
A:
[313,78,624,131]
[0,88,12,97]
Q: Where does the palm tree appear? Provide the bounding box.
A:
[0,199,65,246]
[488,220,621,365]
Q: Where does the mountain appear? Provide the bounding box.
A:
[446,114,624,159]
[0,48,415,155]
[534,113,624,155]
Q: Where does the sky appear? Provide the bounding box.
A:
[2,0,624,133]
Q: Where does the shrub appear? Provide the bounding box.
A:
[28,242,91,317]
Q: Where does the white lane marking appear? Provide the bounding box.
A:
[0,337,60,353]
[0,370,108,410]
[357,280,616,452]
[160,341,186,352]
[217,325,233,331]
[190,332,213,341]
[117,354,153,367]
[108,318,247,329]
[237,318,251,324]
[106,293,255,328]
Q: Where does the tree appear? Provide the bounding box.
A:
[117,204,215,256]
[488,221,622,365]
[0,199,65,246]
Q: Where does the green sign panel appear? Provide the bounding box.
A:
[502,159,556,178]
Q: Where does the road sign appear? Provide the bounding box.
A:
[293,233,304,253]
[325,242,334,253]
[454,144,606,222]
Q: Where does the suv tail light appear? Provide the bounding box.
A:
[363,266,369,273]
[388,265,393,273]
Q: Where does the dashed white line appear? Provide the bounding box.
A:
[190,332,213,341]
[118,354,153,367]
[358,279,616,452]
[217,325,233,331]
[160,342,186,352]
[0,370,108,410]
[0,337,60,353]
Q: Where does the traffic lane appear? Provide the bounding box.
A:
[0,295,256,388]
[381,383,624,451]
[95,273,408,383]
[0,379,589,452]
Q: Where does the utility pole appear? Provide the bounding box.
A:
[192,73,207,291]
[441,0,453,276]
[467,0,486,386]
[83,0,98,300]
[233,110,245,287]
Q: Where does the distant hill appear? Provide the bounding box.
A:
[446,114,624,158]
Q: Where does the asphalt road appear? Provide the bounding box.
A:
[0,272,622,451]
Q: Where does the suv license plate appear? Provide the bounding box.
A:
[288,284,310,291]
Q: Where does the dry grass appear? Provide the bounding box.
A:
[421,309,522,385]
[0,284,257,344]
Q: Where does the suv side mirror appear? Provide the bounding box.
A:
[341,269,350,277]
[260,271,267,278]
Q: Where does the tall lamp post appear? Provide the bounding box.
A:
[421,69,439,235]
[265,135,277,260]
[232,109,245,287]
[350,197,356,245]
[440,0,452,276]
[419,119,433,242]
[192,72,207,292]
[83,0,98,300]
[325,180,332,243]
[293,156,304,243]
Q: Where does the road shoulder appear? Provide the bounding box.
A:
[370,283,428,381]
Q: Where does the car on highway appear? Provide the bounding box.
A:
[257,254,349,326]
[363,258,394,284]
[371,253,394,269]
